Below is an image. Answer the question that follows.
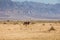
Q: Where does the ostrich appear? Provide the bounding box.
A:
[23,21,30,26]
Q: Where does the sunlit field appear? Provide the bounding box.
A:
[0,20,60,40]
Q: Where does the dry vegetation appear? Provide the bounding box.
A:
[0,20,60,40]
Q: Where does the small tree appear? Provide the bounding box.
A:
[48,26,56,32]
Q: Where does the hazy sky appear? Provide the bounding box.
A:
[12,0,60,4]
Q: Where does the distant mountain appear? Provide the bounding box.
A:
[0,0,60,20]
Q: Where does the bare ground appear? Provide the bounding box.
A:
[0,21,60,40]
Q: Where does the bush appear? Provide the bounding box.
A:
[48,26,56,32]
[42,24,45,26]
[3,22,6,24]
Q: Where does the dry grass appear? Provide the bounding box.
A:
[0,21,60,40]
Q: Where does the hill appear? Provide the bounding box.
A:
[0,0,60,20]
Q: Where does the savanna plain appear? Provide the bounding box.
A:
[0,20,60,40]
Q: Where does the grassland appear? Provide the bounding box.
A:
[0,20,60,40]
